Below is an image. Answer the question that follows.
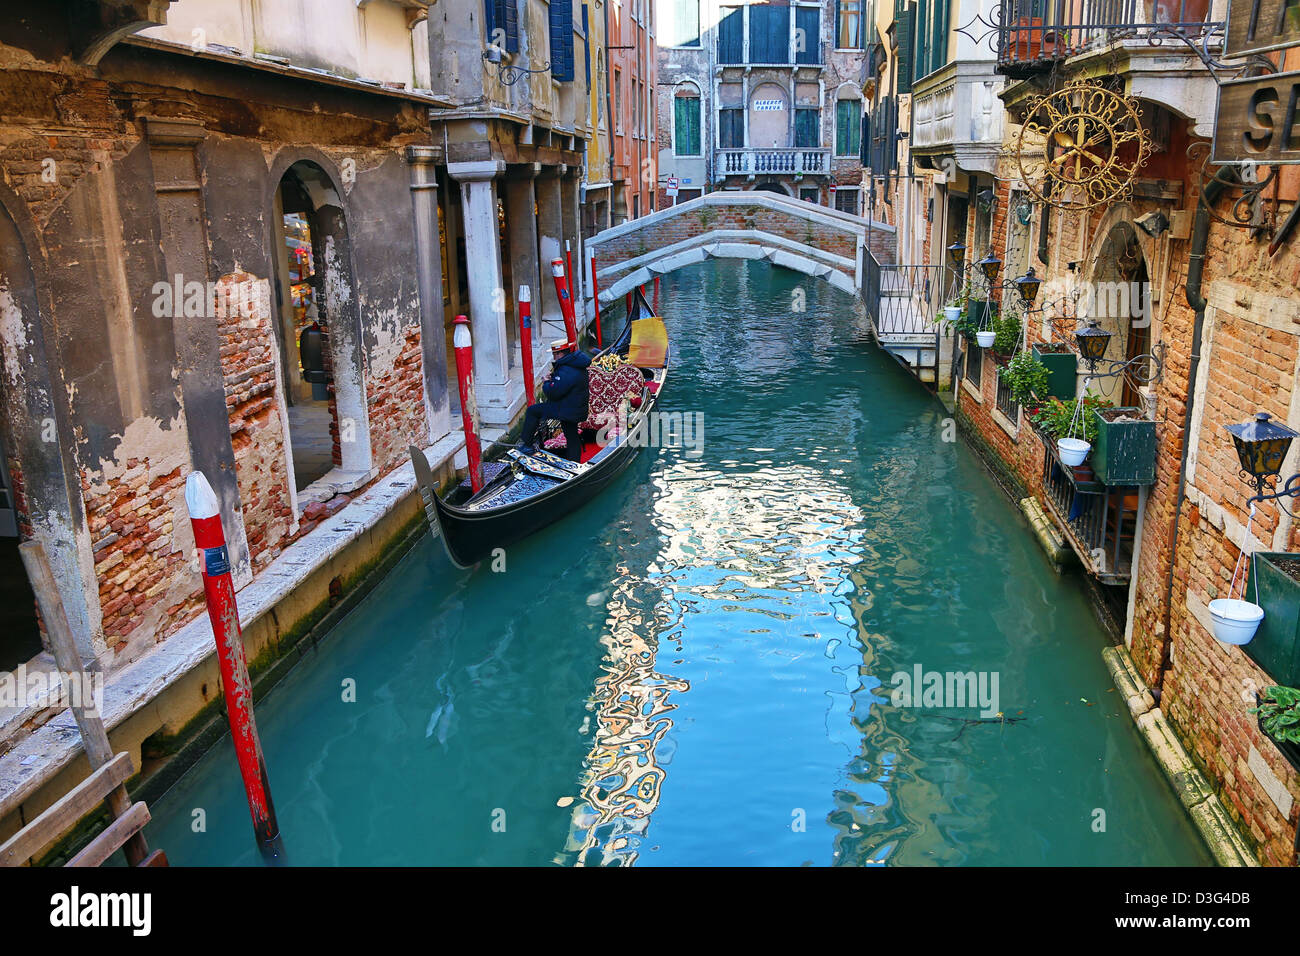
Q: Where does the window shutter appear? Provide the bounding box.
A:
[896,8,914,94]
[485,0,520,54]
[796,7,820,64]
[719,7,744,63]
[582,3,591,85]
[550,0,574,81]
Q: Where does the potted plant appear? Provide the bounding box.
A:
[1244,553,1300,686]
[1000,350,1051,406]
[970,300,996,348]
[1092,407,1157,485]
[943,281,970,328]
[1031,395,1112,475]
[991,313,1022,362]
[1251,686,1300,772]
[1031,341,1077,400]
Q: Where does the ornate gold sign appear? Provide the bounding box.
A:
[1015,80,1152,211]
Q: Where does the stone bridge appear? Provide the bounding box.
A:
[584,192,895,306]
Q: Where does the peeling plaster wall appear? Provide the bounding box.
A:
[0,32,442,673]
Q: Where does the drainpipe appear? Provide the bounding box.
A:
[1154,168,1236,700]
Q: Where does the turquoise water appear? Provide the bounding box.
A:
[144,260,1211,866]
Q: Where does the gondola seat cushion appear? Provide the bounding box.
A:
[543,361,643,450]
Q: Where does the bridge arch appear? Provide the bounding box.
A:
[585,191,895,306]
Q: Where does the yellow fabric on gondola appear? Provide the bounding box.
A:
[627,316,668,368]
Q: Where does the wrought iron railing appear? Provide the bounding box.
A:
[717,148,831,176]
[995,0,1220,76]
[863,254,943,337]
[1038,425,1140,582]
[995,370,1021,421]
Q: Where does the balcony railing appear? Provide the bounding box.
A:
[717,148,831,177]
[1037,423,1140,583]
[996,0,1220,77]
[863,255,942,338]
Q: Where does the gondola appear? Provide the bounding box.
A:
[409,287,669,568]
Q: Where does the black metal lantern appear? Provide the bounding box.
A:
[947,242,966,268]
[1227,412,1299,495]
[977,253,1002,282]
[1074,320,1112,368]
[1014,267,1042,305]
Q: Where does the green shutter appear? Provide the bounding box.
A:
[896,7,914,94]
[675,96,701,155]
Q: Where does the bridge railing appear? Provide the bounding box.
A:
[717,148,832,177]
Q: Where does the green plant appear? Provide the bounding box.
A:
[992,313,1022,355]
[1031,394,1112,443]
[1252,685,1300,745]
[1000,351,1051,405]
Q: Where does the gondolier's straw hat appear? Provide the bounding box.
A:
[550,339,570,351]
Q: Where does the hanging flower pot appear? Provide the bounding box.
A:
[1208,598,1264,646]
[943,305,962,324]
[1057,437,1090,466]
[976,330,996,348]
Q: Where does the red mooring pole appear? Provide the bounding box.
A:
[453,315,484,493]
[519,285,535,401]
[551,258,579,348]
[589,254,603,348]
[653,275,660,313]
[564,239,575,302]
[185,471,282,862]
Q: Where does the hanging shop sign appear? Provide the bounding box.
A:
[1015,79,1151,210]
[1225,0,1300,58]
[1213,71,1300,164]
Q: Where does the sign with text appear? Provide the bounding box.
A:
[1225,0,1300,57]
[753,99,785,111]
[1213,70,1300,163]
[666,177,679,197]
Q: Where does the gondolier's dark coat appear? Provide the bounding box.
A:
[542,350,591,421]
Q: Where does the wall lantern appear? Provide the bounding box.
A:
[977,188,997,212]
[977,253,1002,282]
[947,242,966,268]
[1074,319,1112,369]
[1227,412,1299,497]
[1014,267,1042,305]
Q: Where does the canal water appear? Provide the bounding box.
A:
[144,259,1211,866]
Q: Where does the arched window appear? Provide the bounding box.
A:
[674,84,702,156]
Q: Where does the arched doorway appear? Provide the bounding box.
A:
[753,181,792,195]
[1089,221,1151,409]
[270,160,372,496]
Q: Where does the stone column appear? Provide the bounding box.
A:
[504,163,545,383]
[536,164,568,352]
[448,159,523,429]
[407,145,451,442]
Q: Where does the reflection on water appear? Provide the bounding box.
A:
[565,459,868,864]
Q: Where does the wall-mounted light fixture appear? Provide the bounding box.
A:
[1227,412,1300,499]
[483,48,551,86]
[1135,210,1171,237]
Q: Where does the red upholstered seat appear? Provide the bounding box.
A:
[544,362,644,452]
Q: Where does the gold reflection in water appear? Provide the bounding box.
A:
[561,459,866,865]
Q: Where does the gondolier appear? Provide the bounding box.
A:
[518,339,591,461]
[410,290,668,568]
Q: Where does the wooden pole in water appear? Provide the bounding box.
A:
[653,275,660,312]
[589,252,603,348]
[17,541,151,867]
[518,285,535,401]
[184,472,283,862]
[551,258,579,348]
[452,315,484,493]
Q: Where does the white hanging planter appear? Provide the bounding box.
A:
[976,330,996,348]
[1057,437,1091,466]
[1207,598,1264,646]
[944,306,962,323]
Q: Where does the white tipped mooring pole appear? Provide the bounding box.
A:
[185,471,282,861]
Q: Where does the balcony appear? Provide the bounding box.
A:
[911,62,1004,175]
[863,254,943,386]
[716,148,832,179]
[996,0,1220,78]
[1036,422,1141,583]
